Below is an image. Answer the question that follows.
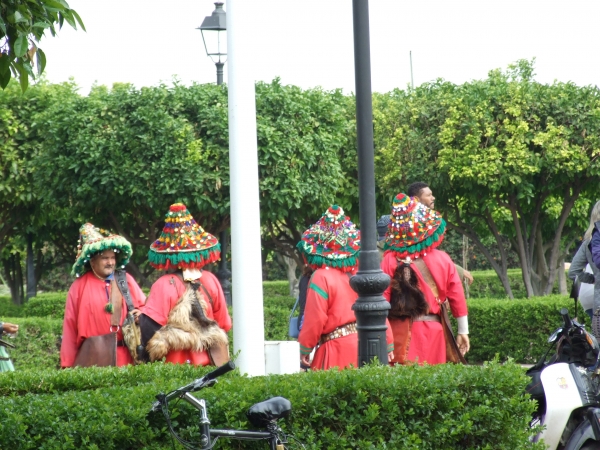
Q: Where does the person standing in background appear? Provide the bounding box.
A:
[297,205,394,370]
[381,193,470,365]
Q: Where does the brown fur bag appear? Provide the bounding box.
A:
[146,283,229,362]
[389,258,429,319]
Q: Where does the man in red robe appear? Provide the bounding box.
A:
[297,205,394,370]
[381,193,470,365]
[61,224,146,368]
[140,203,231,366]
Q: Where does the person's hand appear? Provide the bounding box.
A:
[463,270,474,285]
[131,309,142,324]
[388,351,394,363]
[456,334,470,355]
[300,353,311,367]
[3,323,18,334]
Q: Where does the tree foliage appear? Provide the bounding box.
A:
[1,62,598,301]
[0,0,84,91]
[255,79,353,265]
[376,60,600,297]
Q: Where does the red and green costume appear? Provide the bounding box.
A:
[381,193,467,365]
[61,223,145,368]
[142,203,231,366]
[297,206,393,370]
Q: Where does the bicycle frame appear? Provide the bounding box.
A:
[181,392,283,450]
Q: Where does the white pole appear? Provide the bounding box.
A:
[226,0,265,376]
[409,51,414,89]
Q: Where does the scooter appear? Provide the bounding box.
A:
[527,308,600,449]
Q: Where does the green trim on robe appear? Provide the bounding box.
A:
[309,282,329,300]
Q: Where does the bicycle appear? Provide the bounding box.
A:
[150,361,304,450]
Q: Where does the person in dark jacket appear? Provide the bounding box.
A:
[569,200,600,333]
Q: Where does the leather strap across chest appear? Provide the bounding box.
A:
[413,258,439,300]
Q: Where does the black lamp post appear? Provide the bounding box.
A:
[350,0,391,366]
[198,2,227,85]
[198,2,232,305]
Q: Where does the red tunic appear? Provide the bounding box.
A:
[381,249,467,365]
[143,271,232,366]
[60,271,146,368]
[298,267,394,371]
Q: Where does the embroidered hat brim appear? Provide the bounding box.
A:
[383,193,446,259]
[297,205,360,272]
[72,223,132,277]
[148,203,221,270]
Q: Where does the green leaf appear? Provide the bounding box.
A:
[62,10,76,29]
[33,22,52,29]
[13,11,28,23]
[22,61,35,79]
[15,62,29,92]
[36,48,46,76]
[71,9,86,32]
[0,68,10,89]
[14,35,29,58]
[43,0,69,11]
[0,53,10,75]
[0,18,6,35]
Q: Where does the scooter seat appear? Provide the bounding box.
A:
[247,396,292,427]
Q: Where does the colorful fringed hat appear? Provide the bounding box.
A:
[383,193,446,259]
[296,205,360,272]
[148,203,221,270]
[72,223,133,277]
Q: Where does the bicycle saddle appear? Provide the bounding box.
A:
[247,396,292,427]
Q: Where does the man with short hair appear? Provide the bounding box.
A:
[60,223,146,368]
[407,181,435,209]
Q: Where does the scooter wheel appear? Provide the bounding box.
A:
[563,419,598,450]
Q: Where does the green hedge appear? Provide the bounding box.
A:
[465,295,583,364]
[469,269,527,298]
[0,295,24,317]
[21,292,68,318]
[0,361,543,449]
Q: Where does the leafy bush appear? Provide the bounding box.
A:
[0,317,63,371]
[465,295,583,364]
[469,269,527,298]
[0,361,542,449]
[21,292,67,318]
[263,281,290,298]
[0,295,24,317]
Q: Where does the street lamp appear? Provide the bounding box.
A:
[198,2,232,305]
[350,0,390,366]
[198,2,227,85]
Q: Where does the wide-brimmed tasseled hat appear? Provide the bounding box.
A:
[296,205,360,272]
[148,203,221,270]
[383,193,446,259]
[72,223,132,277]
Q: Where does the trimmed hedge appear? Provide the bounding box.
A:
[469,269,527,299]
[465,295,584,364]
[0,361,543,449]
[21,292,68,318]
[0,295,24,317]
[0,317,63,371]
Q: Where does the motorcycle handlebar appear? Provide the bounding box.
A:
[560,307,573,330]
